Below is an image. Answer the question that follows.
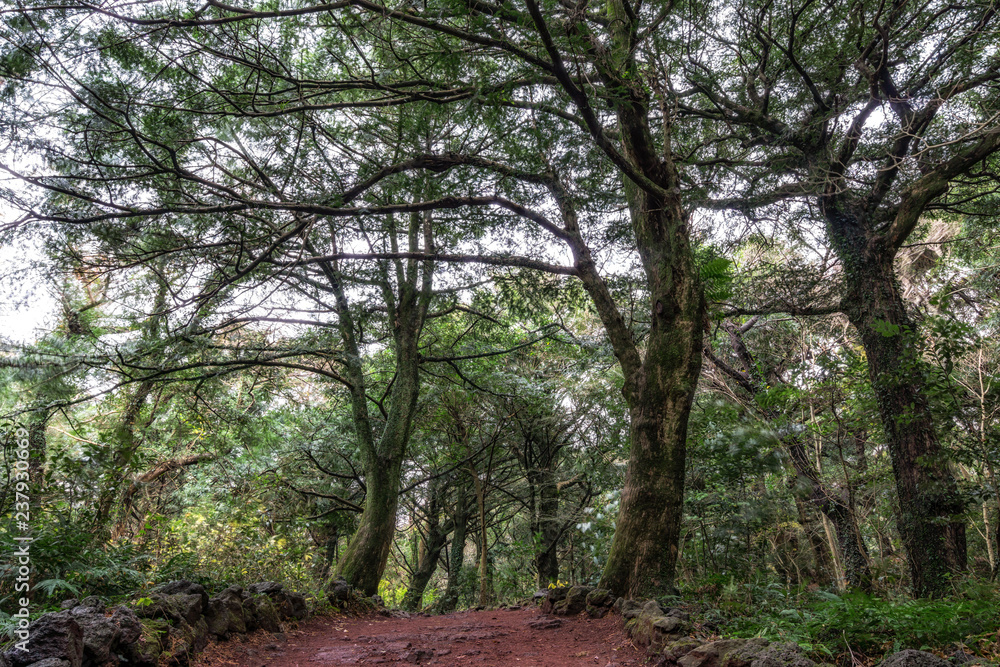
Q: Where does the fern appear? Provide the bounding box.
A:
[33,578,82,598]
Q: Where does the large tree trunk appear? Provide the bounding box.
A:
[518,0,705,599]
[336,338,421,595]
[597,180,703,597]
[584,5,703,597]
[336,453,407,595]
[600,369,699,597]
[833,222,965,596]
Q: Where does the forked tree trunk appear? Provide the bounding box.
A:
[517,0,705,598]
[332,211,434,595]
[402,531,448,611]
[596,180,703,597]
[706,322,872,589]
[401,479,451,610]
[787,436,874,591]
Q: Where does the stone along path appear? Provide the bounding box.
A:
[193,606,647,666]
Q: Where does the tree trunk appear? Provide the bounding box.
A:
[95,379,155,527]
[590,99,703,600]
[440,478,470,612]
[27,411,50,483]
[786,435,873,591]
[332,212,435,595]
[111,452,217,539]
[402,529,448,611]
[834,225,965,596]
[533,479,559,588]
[794,496,834,585]
[528,0,704,599]
[600,374,698,597]
[533,473,561,587]
[337,448,407,595]
[402,479,452,611]
[472,464,494,607]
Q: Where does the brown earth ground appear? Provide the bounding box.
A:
[192,606,647,667]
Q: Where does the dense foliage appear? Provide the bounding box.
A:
[1,0,999,661]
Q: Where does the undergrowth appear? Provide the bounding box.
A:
[691,577,1000,663]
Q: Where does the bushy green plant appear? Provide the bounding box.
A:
[716,579,1000,660]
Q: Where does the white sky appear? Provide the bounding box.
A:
[0,237,57,344]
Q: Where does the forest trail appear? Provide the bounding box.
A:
[193,606,646,666]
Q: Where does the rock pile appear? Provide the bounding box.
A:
[1,580,309,667]
[538,585,616,618]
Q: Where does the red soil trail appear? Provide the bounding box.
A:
[193,606,646,667]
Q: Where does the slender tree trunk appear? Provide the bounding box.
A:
[441,479,470,612]
[322,527,340,578]
[402,531,448,611]
[787,434,873,591]
[95,379,155,526]
[402,479,452,610]
[794,497,834,585]
[471,463,494,607]
[532,470,561,587]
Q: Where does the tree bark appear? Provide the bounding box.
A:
[440,477,470,612]
[111,452,217,539]
[401,481,451,611]
[517,0,705,598]
[793,496,835,585]
[830,216,965,596]
[471,455,495,607]
[333,209,435,595]
[533,473,561,587]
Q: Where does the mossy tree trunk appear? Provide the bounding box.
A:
[532,474,561,587]
[440,477,471,612]
[825,206,966,596]
[706,320,872,589]
[333,211,435,595]
[524,0,706,598]
[512,407,570,588]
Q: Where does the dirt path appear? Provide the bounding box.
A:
[194,606,647,666]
